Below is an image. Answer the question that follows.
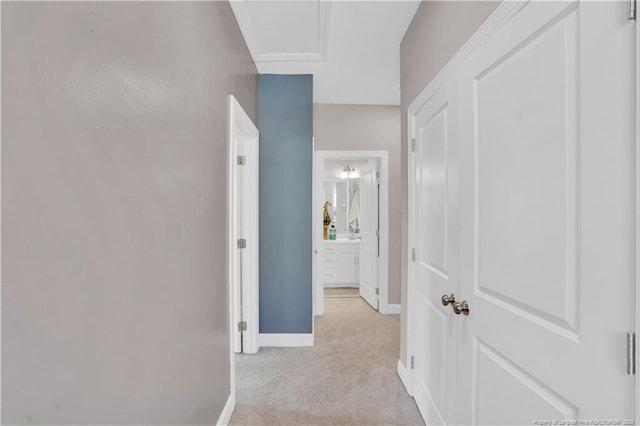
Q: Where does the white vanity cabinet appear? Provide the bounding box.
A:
[322,241,359,286]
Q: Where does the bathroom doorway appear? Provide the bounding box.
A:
[312,151,390,316]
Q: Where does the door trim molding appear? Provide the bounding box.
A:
[0,3,4,418]
[313,150,390,316]
[228,95,260,356]
[227,95,259,411]
[407,1,528,117]
[397,359,412,396]
[635,8,639,422]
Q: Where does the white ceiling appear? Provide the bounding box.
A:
[230,0,421,105]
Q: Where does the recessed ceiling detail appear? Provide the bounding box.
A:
[230,0,421,105]
[230,0,331,62]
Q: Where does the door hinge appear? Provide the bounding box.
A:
[410,356,415,369]
[375,288,380,296]
[375,229,379,238]
[627,332,636,375]
[237,238,247,249]
[238,321,247,332]
[411,138,415,153]
[237,155,246,165]
[411,248,416,262]
[629,0,637,19]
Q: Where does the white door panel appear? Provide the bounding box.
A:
[472,4,580,335]
[229,96,259,355]
[456,1,635,423]
[409,1,636,425]
[411,77,460,425]
[359,162,379,309]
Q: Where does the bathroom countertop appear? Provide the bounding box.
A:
[323,239,360,244]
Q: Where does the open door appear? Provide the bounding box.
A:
[229,95,259,355]
[359,160,379,310]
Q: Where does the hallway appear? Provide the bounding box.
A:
[230,296,423,425]
[3,2,637,424]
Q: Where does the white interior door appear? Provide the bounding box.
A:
[231,137,244,354]
[410,77,459,425]
[229,96,259,355]
[455,1,636,423]
[359,161,379,309]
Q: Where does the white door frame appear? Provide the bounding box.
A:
[313,150,390,315]
[635,9,639,424]
[227,95,259,368]
[404,112,417,396]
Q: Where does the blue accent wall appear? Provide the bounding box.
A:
[258,75,313,334]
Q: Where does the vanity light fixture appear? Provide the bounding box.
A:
[340,165,357,179]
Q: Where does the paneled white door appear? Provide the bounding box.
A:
[455,1,636,423]
[410,77,460,425]
[359,161,379,310]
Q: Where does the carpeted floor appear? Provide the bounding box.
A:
[324,287,360,298]
[229,297,424,426]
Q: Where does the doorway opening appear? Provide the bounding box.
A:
[313,150,391,317]
[228,95,259,359]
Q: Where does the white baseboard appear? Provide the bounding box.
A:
[380,303,401,315]
[259,333,314,347]
[216,392,236,426]
[397,359,413,396]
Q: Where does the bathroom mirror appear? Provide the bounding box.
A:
[323,177,360,238]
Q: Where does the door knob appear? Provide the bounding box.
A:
[453,301,470,316]
[441,294,455,306]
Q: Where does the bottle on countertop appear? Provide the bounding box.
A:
[329,223,337,240]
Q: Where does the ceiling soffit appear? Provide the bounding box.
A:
[230,0,331,63]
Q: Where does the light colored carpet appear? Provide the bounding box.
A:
[324,287,360,298]
[229,297,424,426]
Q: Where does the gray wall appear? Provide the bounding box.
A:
[259,75,313,334]
[399,1,500,367]
[2,2,257,424]
[313,104,401,304]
